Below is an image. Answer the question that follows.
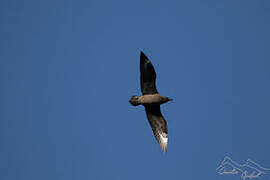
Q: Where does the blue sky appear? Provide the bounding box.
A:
[1,0,270,180]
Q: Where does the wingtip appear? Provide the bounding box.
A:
[140,51,148,60]
[161,144,168,153]
[161,143,167,153]
[159,134,168,153]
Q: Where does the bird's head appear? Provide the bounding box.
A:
[129,96,141,106]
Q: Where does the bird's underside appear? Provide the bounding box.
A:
[129,51,172,153]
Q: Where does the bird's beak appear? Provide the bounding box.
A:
[168,98,173,101]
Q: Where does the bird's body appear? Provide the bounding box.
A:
[129,94,171,106]
[129,51,172,153]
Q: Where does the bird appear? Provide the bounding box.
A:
[129,51,172,153]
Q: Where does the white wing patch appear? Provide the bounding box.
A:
[158,132,168,153]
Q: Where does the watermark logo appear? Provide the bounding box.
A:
[216,156,270,180]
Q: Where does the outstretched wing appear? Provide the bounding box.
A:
[144,104,168,153]
[140,51,158,95]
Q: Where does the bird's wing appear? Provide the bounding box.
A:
[140,51,158,95]
[144,104,168,152]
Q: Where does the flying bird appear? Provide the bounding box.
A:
[129,51,172,153]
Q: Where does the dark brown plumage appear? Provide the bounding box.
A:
[140,52,158,95]
[145,104,168,152]
[129,51,172,153]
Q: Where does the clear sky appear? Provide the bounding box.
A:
[1,0,270,180]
